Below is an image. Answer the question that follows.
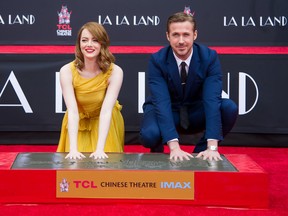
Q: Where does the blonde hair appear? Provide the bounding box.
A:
[74,22,115,72]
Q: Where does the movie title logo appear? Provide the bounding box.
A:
[224,16,288,27]
[56,5,72,36]
[0,14,35,25]
[97,15,160,26]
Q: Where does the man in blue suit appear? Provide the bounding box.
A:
[140,11,238,161]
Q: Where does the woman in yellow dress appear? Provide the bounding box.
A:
[57,22,124,160]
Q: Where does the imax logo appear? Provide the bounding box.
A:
[160,182,191,189]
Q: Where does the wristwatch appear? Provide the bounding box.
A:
[208,145,218,151]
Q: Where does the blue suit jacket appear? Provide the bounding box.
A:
[143,43,223,143]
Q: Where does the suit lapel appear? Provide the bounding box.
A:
[166,48,183,96]
[185,46,201,99]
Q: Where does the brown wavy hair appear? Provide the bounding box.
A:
[74,22,115,72]
[166,12,197,33]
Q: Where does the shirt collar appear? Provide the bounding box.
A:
[173,49,193,68]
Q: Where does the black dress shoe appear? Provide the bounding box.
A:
[151,144,164,153]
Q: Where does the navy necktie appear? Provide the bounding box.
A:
[180,62,189,129]
[180,62,187,88]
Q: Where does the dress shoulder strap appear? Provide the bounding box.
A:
[69,61,77,77]
[105,63,114,77]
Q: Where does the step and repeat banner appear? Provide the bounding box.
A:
[0,0,287,46]
[0,0,288,143]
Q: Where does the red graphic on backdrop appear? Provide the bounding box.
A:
[56,6,72,36]
[183,6,195,17]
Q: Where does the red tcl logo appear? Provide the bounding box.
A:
[73,180,98,189]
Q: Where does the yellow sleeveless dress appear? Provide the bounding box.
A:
[57,61,124,153]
